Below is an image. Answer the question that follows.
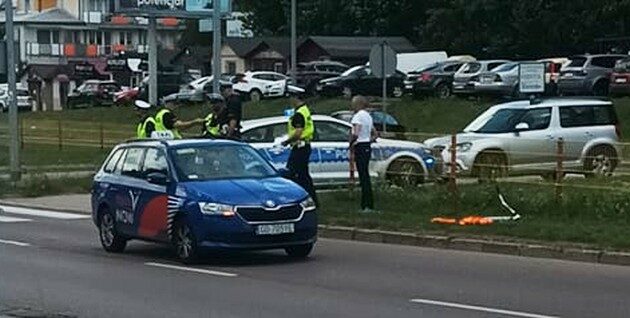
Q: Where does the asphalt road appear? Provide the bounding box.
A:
[1,205,630,318]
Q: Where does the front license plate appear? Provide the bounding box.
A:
[256,223,295,235]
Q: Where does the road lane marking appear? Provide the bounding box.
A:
[0,215,32,223]
[0,205,90,220]
[0,239,31,247]
[144,262,238,278]
[410,298,560,318]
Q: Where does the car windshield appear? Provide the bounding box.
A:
[341,66,364,77]
[461,63,481,74]
[411,64,439,74]
[464,108,528,133]
[171,144,278,181]
[370,111,399,125]
[567,57,587,67]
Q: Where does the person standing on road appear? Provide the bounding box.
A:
[221,83,242,140]
[202,93,228,138]
[350,96,378,213]
[154,98,204,139]
[134,100,156,139]
[282,89,318,205]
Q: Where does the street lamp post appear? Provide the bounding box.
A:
[212,0,221,94]
[290,0,296,84]
[5,0,20,181]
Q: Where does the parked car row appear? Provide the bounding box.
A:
[0,83,33,112]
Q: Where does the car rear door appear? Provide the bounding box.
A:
[313,120,352,184]
[113,147,146,236]
[557,105,618,162]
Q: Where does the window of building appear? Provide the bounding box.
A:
[226,61,237,74]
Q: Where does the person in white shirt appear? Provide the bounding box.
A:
[350,96,378,213]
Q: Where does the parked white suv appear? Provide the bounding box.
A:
[232,71,290,102]
[425,98,622,179]
[0,84,33,112]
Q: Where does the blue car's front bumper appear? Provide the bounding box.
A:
[190,210,318,250]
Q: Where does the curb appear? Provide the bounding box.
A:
[3,200,630,267]
[317,225,630,266]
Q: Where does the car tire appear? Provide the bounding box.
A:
[584,146,617,178]
[342,87,353,99]
[592,80,609,97]
[0,103,5,113]
[172,219,200,264]
[98,208,127,253]
[435,83,451,99]
[387,157,424,187]
[285,243,314,258]
[249,89,262,103]
[473,150,508,182]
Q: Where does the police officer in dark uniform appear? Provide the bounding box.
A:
[282,88,318,205]
[221,83,242,139]
[134,100,156,139]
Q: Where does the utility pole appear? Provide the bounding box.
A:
[148,15,158,107]
[212,0,221,94]
[6,0,20,181]
[290,0,296,83]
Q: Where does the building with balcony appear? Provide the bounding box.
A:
[0,0,185,111]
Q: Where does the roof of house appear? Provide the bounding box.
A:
[0,8,83,24]
[306,36,417,58]
[224,38,264,57]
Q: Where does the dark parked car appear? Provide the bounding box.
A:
[293,61,349,94]
[558,54,628,96]
[67,80,121,109]
[610,57,630,96]
[406,61,465,99]
[330,109,407,139]
[316,65,406,98]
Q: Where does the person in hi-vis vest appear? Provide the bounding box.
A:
[134,100,155,139]
[281,88,318,206]
[154,98,205,139]
[202,93,227,138]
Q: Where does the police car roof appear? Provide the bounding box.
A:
[121,138,243,148]
[492,97,613,109]
[242,115,349,130]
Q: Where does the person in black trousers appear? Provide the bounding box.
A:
[350,96,378,213]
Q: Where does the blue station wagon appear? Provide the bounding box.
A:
[91,139,318,263]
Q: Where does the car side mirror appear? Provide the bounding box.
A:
[146,171,169,185]
[514,122,530,132]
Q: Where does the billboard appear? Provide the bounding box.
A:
[115,0,231,18]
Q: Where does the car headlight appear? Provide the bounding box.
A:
[198,202,235,217]
[300,197,316,212]
[451,142,473,153]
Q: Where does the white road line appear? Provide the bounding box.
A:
[410,298,560,318]
[0,239,31,247]
[0,205,90,220]
[0,215,32,223]
[144,262,238,278]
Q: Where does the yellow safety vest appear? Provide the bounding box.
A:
[154,108,182,139]
[136,116,156,139]
[204,113,220,137]
[288,104,314,143]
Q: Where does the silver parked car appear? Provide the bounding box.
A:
[425,98,621,179]
[558,54,628,96]
[470,62,520,97]
[452,60,511,95]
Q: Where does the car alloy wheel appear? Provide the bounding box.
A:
[585,147,616,178]
[392,86,403,98]
[388,157,423,187]
[99,210,127,253]
[435,83,451,99]
[173,221,199,263]
[342,87,353,99]
[475,152,507,182]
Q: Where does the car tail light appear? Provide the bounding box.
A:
[420,72,432,82]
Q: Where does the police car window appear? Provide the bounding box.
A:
[120,147,145,178]
[104,149,125,173]
[316,121,350,142]
[270,123,288,139]
[242,126,272,143]
[142,148,168,176]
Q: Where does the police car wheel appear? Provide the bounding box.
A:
[285,243,314,259]
[388,158,423,188]
[99,209,127,253]
[172,220,200,264]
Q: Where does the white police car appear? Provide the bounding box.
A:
[241,115,440,187]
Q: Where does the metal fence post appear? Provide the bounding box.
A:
[448,133,457,194]
[555,138,564,202]
[58,119,62,150]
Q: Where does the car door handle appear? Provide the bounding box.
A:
[584,132,595,137]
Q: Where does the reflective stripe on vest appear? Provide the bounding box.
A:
[204,113,220,137]
[288,105,314,142]
[154,108,182,139]
[136,116,156,139]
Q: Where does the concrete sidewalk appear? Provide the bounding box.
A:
[1,194,91,213]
